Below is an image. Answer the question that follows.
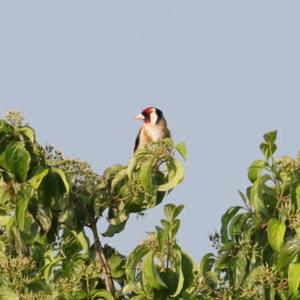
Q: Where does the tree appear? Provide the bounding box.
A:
[199,131,300,299]
[0,110,191,299]
[1,110,300,299]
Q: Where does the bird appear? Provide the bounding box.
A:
[134,107,171,152]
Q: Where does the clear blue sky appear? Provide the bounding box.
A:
[1,1,300,261]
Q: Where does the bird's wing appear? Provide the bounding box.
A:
[134,128,142,152]
[164,127,171,138]
[157,118,171,139]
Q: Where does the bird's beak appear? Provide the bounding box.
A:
[135,113,145,120]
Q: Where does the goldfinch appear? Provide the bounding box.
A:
[134,107,171,152]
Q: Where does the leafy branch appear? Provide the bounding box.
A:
[0,110,186,299]
[3,110,300,299]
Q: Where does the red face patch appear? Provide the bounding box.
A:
[141,107,154,123]
[142,107,154,115]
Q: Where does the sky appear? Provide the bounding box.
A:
[0,1,300,261]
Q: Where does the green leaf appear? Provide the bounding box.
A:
[5,215,16,239]
[220,206,241,243]
[104,164,125,180]
[267,218,286,252]
[107,210,128,225]
[102,220,127,237]
[62,256,86,277]
[142,250,167,289]
[27,280,51,294]
[16,186,33,231]
[128,150,148,180]
[277,288,288,300]
[170,219,181,239]
[36,207,52,233]
[0,180,11,206]
[171,249,184,297]
[269,287,276,300]
[248,160,267,183]
[181,252,195,290]
[126,245,151,283]
[71,230,90,254]
[21,214,38,245]
[19,126,35,143]
[161,219,170,230]
[156,226,168,251]
[0,215,11,226]
[0,289,18,300]
[108,254,125,279]
[30,166,49,189]
[277,238,300,271]
[38,172,61,205]
[288,263,300,299]
[92,290,114,300]
[229,212,250,238]
[52,167,70,194]
[159,270,179,295]
[0,120,13,134]
[234,255,247,289]
[164,204,184,221]
[200,253,217,286]
[129,296,147,300]
[111,168,128,192]
[34,233,52,246]
[58,207,74,225]
[122,283,136,295]
[238,190,249,206]
[214,252,230,271]
[164,204,175,221]
[200,253,215,275]
[158,159,184,192]
[139,160,154,193]
[127,155,138,181]
[295,184,300,212]
[44,256,64,280]
[263,130,277,144]
[250,175,271,215]
[61,229,83,257]
[5,141,31,181]
[161,137,174,147]
[260,142,277,160]
[175,142,187,160]
[245,266,263,286]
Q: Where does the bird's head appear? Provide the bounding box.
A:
[135,107,163,125]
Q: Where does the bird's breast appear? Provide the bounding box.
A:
[143,125,165,142]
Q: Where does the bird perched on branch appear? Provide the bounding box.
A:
[134,107,171,152]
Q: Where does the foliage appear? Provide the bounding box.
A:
[200,130,300,299]
[124,203,196,300]
[2,110,300,300]
[0,110,187,299]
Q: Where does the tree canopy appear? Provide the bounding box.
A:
[1,110,300,299]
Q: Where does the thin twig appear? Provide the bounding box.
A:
[90,220,115,297]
